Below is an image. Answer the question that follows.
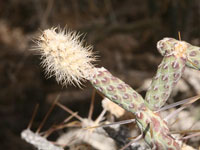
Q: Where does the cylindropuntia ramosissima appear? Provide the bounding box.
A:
[145,39,187,110]
[34,28,200,149]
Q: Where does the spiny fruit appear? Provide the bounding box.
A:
[35,28,96,87]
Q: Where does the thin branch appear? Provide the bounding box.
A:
[157,94,200,113]
[56,102,83,121]
[95,109,107,124]
[180,132,200,140]
[88,89,96,120]
[36,95,60,133]
[164,95,200,121]
[119,133,143,150]
[27,104,39,129]
[85,119,135,129]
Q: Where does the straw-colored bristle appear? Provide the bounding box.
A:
[36,28,96,86]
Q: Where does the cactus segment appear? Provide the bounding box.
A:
[135,109,180,150]
[90,67,144,113]
[157,37,200,70]
[90,67,180,149]
[186,44,200,70]
[145,55,186,110]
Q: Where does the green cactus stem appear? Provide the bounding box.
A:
[186,44,200,70]
[145,55,186,111]
[135,109,180,150]
[90,67,180,149]
[90,67,144,112]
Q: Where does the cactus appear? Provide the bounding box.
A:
[90,67,180,149]
[34,28,188,149]
[145,39,187,110]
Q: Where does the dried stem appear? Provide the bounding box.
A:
[27,104,39,129]
[36,95,59,133]
[56,102,83,121]
[88,89,96,120]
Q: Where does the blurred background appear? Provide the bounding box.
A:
[0,0,200,149]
